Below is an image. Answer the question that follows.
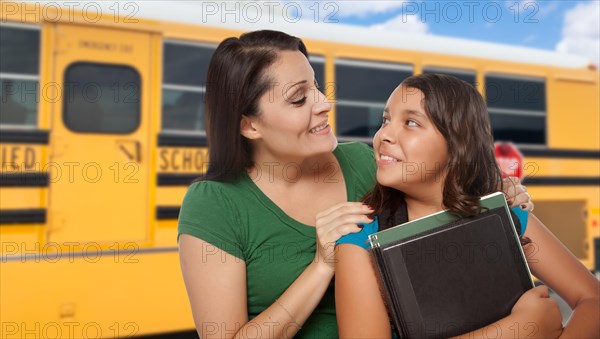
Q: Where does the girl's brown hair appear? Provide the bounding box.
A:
[364,74,530,244]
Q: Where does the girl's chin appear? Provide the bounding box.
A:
[376,174,406,189]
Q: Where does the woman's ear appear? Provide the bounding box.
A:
[240,115,261,140]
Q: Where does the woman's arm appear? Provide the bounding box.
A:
[524,214,600,338]
[179,201,372,339]
[179,235,334,339]
[335,244,391,338]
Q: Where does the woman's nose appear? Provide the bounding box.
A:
[313,88,332,115]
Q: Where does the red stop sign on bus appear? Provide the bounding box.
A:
[494,142,524,181]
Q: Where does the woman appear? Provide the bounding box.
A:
[177,30,532,338]
[335,74,600,338]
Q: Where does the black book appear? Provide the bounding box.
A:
[369,192,534,338]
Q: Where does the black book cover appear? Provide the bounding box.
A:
[369,193,534,338]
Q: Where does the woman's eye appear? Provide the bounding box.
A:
[406,120,419,127]
[381,117,390,126]
[292,97,307,106]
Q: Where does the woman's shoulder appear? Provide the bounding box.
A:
[335,142,377,195]
[179,178,248,221]
[335,141,374,158]
[184,177,247,200]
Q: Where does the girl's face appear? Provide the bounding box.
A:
[243,50,336,161]
[373,85,448,192]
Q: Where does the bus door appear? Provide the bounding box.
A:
[49,23,152,244]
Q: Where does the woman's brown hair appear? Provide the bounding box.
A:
[196,30,308,182]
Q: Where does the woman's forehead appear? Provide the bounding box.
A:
[269,50,314,84]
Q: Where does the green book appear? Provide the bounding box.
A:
[369,192,534,338]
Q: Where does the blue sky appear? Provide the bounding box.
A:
[287,0,599,63]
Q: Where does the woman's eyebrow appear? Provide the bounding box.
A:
[284,80,308,99]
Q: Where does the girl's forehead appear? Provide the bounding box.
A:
[387,86,425,111]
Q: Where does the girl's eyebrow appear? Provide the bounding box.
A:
[405,109,426,118]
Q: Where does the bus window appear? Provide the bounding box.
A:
[162,41,214,133]
[335,59,412,138]
[309,55,325,90]
[423,67,477,87]
[485,74,546,145]
[0,24,40,127]
[63,63,141,134]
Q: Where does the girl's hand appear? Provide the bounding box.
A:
[501,176,534,211]
[314,202,374,272]
[511,285,563,339]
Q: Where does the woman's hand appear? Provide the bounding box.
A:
[314,202,374,271]
[501,176,534,211]
[511,285,563,339]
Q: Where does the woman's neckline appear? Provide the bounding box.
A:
[240,146,353,231]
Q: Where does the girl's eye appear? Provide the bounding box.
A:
[381,117,390,126]
[292,97,307,106]
[406,120,419,127]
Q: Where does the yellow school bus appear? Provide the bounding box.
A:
[1,1,598,337]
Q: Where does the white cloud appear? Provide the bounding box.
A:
[371,13,428,34]
[556,1,600,64]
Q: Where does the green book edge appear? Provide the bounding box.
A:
[369,191,510,248]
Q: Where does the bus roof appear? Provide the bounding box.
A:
[19,0,592,68]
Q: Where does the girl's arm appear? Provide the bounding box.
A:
[335,244,391,339]
[457,212,600,339]
[524,214,600,338]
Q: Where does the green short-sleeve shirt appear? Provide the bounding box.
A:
[178,142,376,338]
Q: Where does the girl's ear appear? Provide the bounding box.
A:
[240,115,261,140]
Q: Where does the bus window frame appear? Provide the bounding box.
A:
[334,58,413,139]
[161,39,217,135]
[0,22,41,129]
[422,66,477,87]
[484,72,548,146]
[62,61,142,135]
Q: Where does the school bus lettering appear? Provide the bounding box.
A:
[158,148,207,172]
[1,146,37,171]
[78,40,134,54]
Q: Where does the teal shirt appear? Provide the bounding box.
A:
[178,142,376,338]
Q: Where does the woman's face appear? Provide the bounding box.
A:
[373,85,448,192]
[244,50,336,162]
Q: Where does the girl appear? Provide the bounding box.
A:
[335,74,599,338]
